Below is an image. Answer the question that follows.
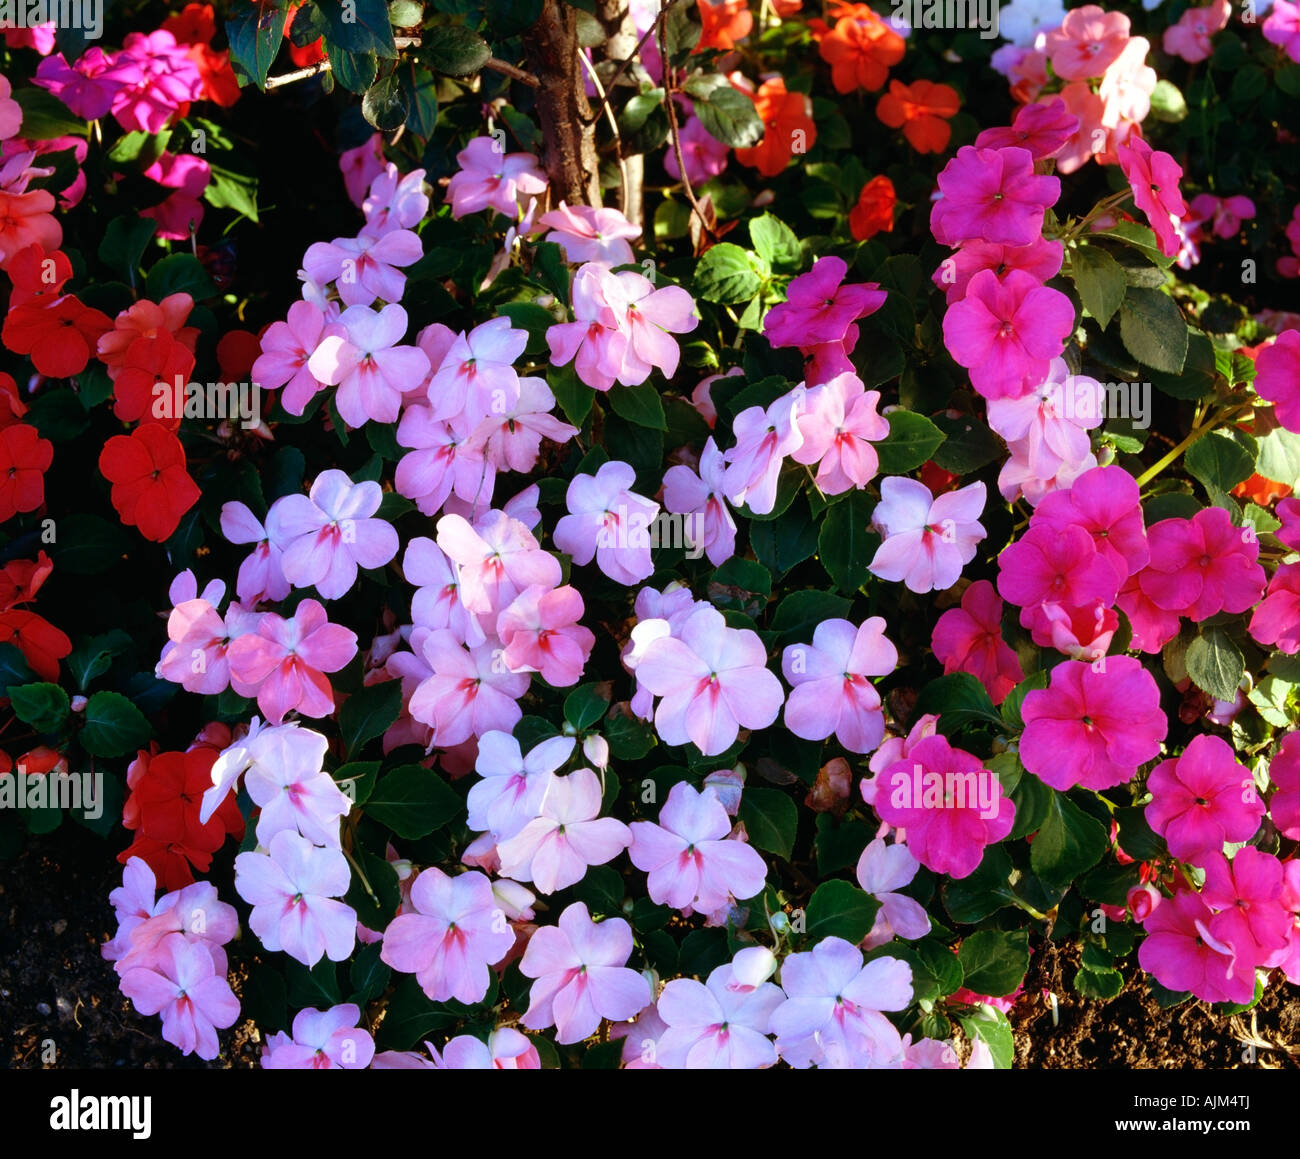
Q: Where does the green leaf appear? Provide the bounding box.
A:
[361,72,409,131]
[564,683,609,731]
[769,590,851,645]
[145,253,217,301]
[332,760,380,807]
[748,214,801,270]
[574,864,625,916]
[9,683,70,734]
[942,845,1021,923]
[1148,330,1216,400]
[339,680,403,758]
[693,243,764,303]
[687,75,764,148]
[419,23,491,75]
[605,709,656,760]
[0,643,35,697]
[1149,78,1188,122]
[912,672,1002,734]
[80,691,151,757]
[607,382,667,430]
[1000,670,1048,731]
[205,159,260,223]
[549,362,593,428]
[1185,431,1255,495]
[1255,423,1300,490]
[345,844,402,929]
[321,0,397,58]
[1095,221,1176,268]
[874,411,945,474]
[956,929,1029,997]
[332,47,379,92]
[397,61,439,137]
[1074,964,1124,1000]
[931,414,1002,474]
[956,1005,1014,1069]
[364,764,461,838]
[1071,245,1128,330]
[375,976,460,1049]
[98,216,157,281]
[1186,626,1245,702]
[738,787,797,860]
[818,490,874,592]
[1030,790,1109,886]
[1008,770,1053,840]
[1119,287,1188,375]
[68,631,132,693]
[1115,805,1166,862]
[349,941,392,1005]
[13,88,91,138]
[804,880,880,943]
[226,0,291,89]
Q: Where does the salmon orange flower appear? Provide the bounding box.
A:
[733,78,817,178]
[875,79,961,154]
[696,0,753,52]
[850,175,897,241]
[817,3,905,94]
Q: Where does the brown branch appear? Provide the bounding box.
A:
[658,3,716,245]
[483,57,540,87]
[264,36,422,90]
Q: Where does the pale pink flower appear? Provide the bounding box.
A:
[467,731,576,841]
[655,961,784,1068]
[118,938,238,1061]
[437,509,562,620]
[722,388,806,514]
[407,630,530,745]
[554,459,661,586]
[362,165,429,237]
[792,372,889,494]
[662,437,737,566]
[535,201,641,265]
[446,137,547,219]
[302,229,423,308]
[395,406,492,516]
[856,838,932,948]
[262,1003,375,1069]
[497,584,595,686]
[426,316,528,423]
[220,501,290,605]
[869,478,987,593]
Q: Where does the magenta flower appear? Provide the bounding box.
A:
[1250,562,1300,654]
[437,508,562,619]
[973,98,1080,161]
[497,584,595,687]
[762,256,886,349]
[446,137,547,219]
[407,630,530,746]
[380,867,515,1004]
[1269,733,1300,842]
[35,48,129,121]
[361,164,429,236]
[467,731,576,841]
[1138,885,1255,1005]
[1117,137,1188,259]
[1146,734,1264,863]
[1264,0,1300,61]
[629,781,767,913]
[932,237,1065,305]
[1201,849,1292,970]
[868,477,987,594]
[262,1004,375,1069]
[426,316,528,423]
[535,201,640,265]
[220,501,290,606]
[1138,507,1265,622]
[267,470,399,600]
[769,937,912,1069]
[931,579,1024,705]
[554,460,660,586]
[997,524,1120,615]
[1254,330,1300,433]
[856,838,932,947]
[791,372,889,494]
[234,830,356,968]
[1020,657,1165,792]
[1031,465,1150,583]
[655,960,785,1069]
[1116,572,1182,655]
[302,229,423,309]
[663,438,737,567]
[930,146,1060,248]
[722,388,806,515]
[109,31,203,134]
[118,938,239,1061]
[307,303,431,428]
[663,112,731,184]
[942,269,1075,400]
[226,599,357,724]
[635,604,785,756]
[874,734,1015,879]
[781,617,897,753]
[497,768,631,893]
[519,902,651,1044]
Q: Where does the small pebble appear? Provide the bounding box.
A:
[35,1002,51,1016]
[52,919,67,936]
[56,996,73,1018]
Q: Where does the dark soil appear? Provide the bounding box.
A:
[5,824,1299,1068]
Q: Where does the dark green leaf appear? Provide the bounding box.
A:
[364,764,461,838]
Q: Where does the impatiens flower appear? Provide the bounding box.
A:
[267,469,399,600]
[1163,0,1231,62]
[931,579,1024,705]
[474,375,578,475]
[446,137,547,220]
[850,175,897,241]
[1,294,111,377]
[35,48,126,121]
[933,236,1065,306]
[427,1028,541,1069]
[942,269,1076,399]
[1117,137,1188,260]
[1044,4,1131,80]
[875,79,960,154]
[252,300,334,414]
[975,98,1080,161]
[763,256,886,349]
[1264,0,1300,62]
[109,30,205,134]
[1138,507,1265,622]
[534,201,640,265]
[497,584,595,687]
[234,830,356,967]
[769,936,912,1069]
[600,268,699,383]
[1138,886,1255,1005]
[792,372,889,494]
[497,768,631,893]
[655,960,784,1069]
[662,114,731,185]
[302,229,422,308]
[663,438,737,566]
[1146,734,1264,863]
[1030,465,1149,582]
[930,146,1060,248]
[519,902,651,1044]
[817,4,906,93]
[118,938,238,1061]
[262,1004,375,1069]
[0,423,51,523]
[628,781,767,913]
[1269,733,1300,842]
[997,524,1120,615]
[1201,848,1292,969]
[407,631,530,746]
[734,77,818,177]
[985,359,1101,478]
[200,719,328,826]
[426,316,528,423]
[380,867,515,1004]
[546,263,632,392]
[98,423,200,543]
[868,477,987,594]
[856,838,932,947]
[1254,330,1300,433]
[467,731,576,841]
[226,599,358,724]
[696,0,753,49]
[403,536,483,644]
[0,187,60,264]
[362,164,430,236]
[997,0,1066,46]
[635,604,785,756]
[395,407,492,516]
[1020,657,1165,791]
[220,501,290,606]
[306,303,431,428]
[438,508,562,618]
[874,734,1015,878]
[781,617,897,752]
[244,731,351,848]
[722,388,807,515]
[1250,563,1300,654]
[1117,572,1182,654]
[554,460,660,586]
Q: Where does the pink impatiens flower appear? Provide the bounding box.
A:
[930,146,1060,248]
[446,137,547,220]
[496,768,631,893]
[1201,848,1292,970]
[1163,0,1231,63]
[220,501,290,606]
[301,229,422,309]
[1020,657,1166,792]
[497,584,595,687]
[118,938,239,1061]
[868,477,987,594]
[426,316,528,423]
[973,98,1080,161]
[519,902,651,1045]
[791,372,889,494]
[437,508,562,620]
[634,604,785,756]
[762,256,886,349]
[996,524,1120,616]
[931,579,1024,705]
[535,201,641,265]
[1044,5,1132,80]
[407,630,530,746]
[252,300,334,415]
[380,867,516,1004]
[1268,732,1300,842]
[1249,563,1300,654]
[662,437,737,567]
[874,734,1015,879]
[554,459,661,586]
[1146,734,1264,863]
[1253,330,1300,434]
[1117,136,1188,259]
[722,388,806,515]
[628,781,767,913]
[1030,465,1150,583]
[856,838,932,947]
[262,1004,375,1070]
[781,617,897,752]
[467,731,577,841]
[655,960,785,1069]
[1138,507,1265,622]
[1138,885,1255,1005]
[984,359,1102,480]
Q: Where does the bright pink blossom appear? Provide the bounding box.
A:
[1138,886,1255,1004]
[762,256,886,348]
[1117,137,1188,260]
[931,579,1024,705]
[1138,507,1265,622]
[1163,0,1231,62]
[1254,330,1300,433]
[497,584,594,687]
[722,388,806,515]
[930,146,1060,248]
[1250,562,1300,654]
[1146,734,1264,863]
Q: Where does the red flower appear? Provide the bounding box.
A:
[110,332,197,427]
[734,78,818,178]
[6,243,72,307]
[285,3,327,67]
[875,79,961,154]
[0,551,53,610]
[217,328,260,381]
[98,423,200,542]
[0,372,28,429]
[0,423,52,521]
[2,294,112,377]
[849,175,897,241]
[0,609,71,681]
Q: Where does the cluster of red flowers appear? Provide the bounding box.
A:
[0,550,70,682]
